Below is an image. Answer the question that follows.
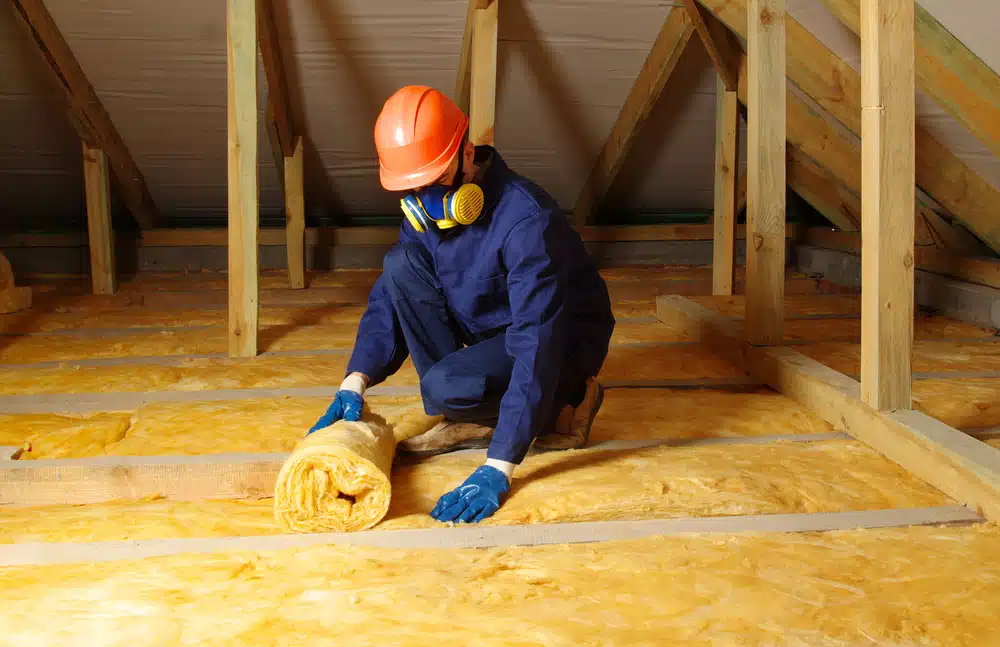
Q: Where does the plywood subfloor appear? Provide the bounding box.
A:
[3,523,999,646]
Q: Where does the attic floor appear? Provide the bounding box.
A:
[1,266,999,645]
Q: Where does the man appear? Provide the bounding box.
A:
[309,85,615,523]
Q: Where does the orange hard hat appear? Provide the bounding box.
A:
[374,85,469,191]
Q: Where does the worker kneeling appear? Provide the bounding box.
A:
[308,86,616,524]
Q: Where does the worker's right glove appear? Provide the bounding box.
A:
[307,373,367,435]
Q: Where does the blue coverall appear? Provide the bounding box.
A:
[346,147,616,464]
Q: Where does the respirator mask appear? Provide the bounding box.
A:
[399,142,484,233]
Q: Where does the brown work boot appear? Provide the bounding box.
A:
[397,420,494,457]
[532,378,605,451]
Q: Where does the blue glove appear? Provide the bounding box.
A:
[307,390,364,435]
[430,465,510,523]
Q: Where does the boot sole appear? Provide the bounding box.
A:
[533,382,604,453]
[396,436,493,458]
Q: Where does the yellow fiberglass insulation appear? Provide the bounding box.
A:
[273,408,441,533]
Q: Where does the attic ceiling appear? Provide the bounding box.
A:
[0,0,997,237]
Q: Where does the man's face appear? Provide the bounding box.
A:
[419,140,473,191]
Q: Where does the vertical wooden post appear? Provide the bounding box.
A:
[860,0,915,410]
[712,77,740,296]
[745,0,786,345]
[82,143,116,295]
[227,0,259,358]
[470,0,498,146]
[285,136,306,290]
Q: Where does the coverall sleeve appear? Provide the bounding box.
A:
[344,222,417,386]
[488,211,569,464]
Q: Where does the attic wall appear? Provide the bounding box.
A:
[0,0,997,232]
[0,8,83,232]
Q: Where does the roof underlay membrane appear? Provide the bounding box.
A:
[0,0,997,234]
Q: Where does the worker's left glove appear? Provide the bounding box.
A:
[430,465,510,523]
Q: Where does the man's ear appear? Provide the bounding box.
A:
[464,138,475,163]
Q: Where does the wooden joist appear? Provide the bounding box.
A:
[816,0,1000,161]
[804,228,1000,292]
[656,295,1000,522]
[82,143,116,295]
[10,0,159,229]
[573,8,694,227]
[227,0,260,357]
[712,77,740,296]
[0,506,978,567]
[696,0,1000,253]
[744,0,786,346]
[469,0,498,146]
[681,0,740,91]
[859,0,915,411]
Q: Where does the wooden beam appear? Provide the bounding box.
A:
[682,0,740,90]
[805,228,1000,292]
[0,506,977,567]
[455,0,492,113]
[787,146,860,231]
[656,295,1000,521]
[0,252,31,315]
[469,0,498,146]
[573,8,694,227]
[82,143,116,295]
[860,0,914,411]
[10,0,159,229]
[227,0,260,358]
[256,0,296,157]
[712,78,739,295]
[816,0,1000,160]
[285,137,306,289]
[744,0,786,345]
[697,0,1000,253]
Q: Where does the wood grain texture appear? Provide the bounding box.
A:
[227,0,260,358]
[805,228,1000,291]
[0,453,282,507]
[744,0,786,345]
[284,137,305,290]
[860,0,914,411]
[712,80,739,296]
[256,0,295,156]
[699,0,1000,253]
[82,144,116,296]
[0,506,978,567]
[469,1,498,146]
[9,0,159,229]
[454,0,482,113]
[573,8,694,227]
[816,0,1000,160]
[656,295,1000,522]
[683,0,741,90]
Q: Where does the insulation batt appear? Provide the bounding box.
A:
[273,410,441,533]
[2,524,1000,646]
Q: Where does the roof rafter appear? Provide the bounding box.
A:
[257,0,297,157]
[10,0,159,229]
[573,7,695,227]
[695,0,1000,253]
[817,0,1000,160]
[681,0,740,91]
